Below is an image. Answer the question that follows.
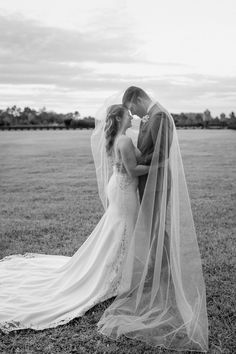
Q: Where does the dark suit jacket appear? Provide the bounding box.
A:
[137,104,173,201]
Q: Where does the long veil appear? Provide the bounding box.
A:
[91,90,208,352]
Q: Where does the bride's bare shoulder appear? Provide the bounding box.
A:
[116,135,133,152]
[117,135,132,146]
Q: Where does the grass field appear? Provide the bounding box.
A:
[0,129,235,354]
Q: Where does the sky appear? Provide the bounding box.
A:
[0,0,235,117]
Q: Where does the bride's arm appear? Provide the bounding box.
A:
[134,146,142,159]
[118,136,149,177]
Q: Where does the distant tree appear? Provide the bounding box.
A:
[64,113,73,128]
[0,106,84,127]
[38,107,47,114]
[37,107,48,124]
[73,111,80,119]
[220,113,226,121]
[171,113,179,125]
[6,105,22,118]
[178,113,188,125]
[18,107,37,125]
[64,119,72,128]
[213,117,220,125]
[54,114,65,125]
[228,111,236,129]
[0,110,3,126]
[195,114,203,123]
[186,116,194,126]
[2,106,21,125]
[202,109,213,128]
[46,111,59,124]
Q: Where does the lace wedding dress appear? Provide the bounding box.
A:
[0,143,139,333]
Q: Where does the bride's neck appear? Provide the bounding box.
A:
[117,126,127,136]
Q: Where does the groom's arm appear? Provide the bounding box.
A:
[150,112,164,145]
[151,112,173,164]
[137,112,173,165]
[136,120,160,165]
[137,114,163,165]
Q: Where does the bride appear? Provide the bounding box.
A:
[0,90,208,352]
[0,103,148,332]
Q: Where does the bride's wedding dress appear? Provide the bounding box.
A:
[0,147,139,333]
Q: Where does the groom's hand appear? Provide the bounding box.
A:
[144,154,153,165]
[137,155,146,165]
[137,154,152,165]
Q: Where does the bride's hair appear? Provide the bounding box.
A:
[104,104,126,156]
[122,86,150,106]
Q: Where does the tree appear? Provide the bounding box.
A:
[64,113,73,128]
[178,113,188,125]
[220,113,226,121]
[202,109,212,128]
[195,114,203,124]
[19,107,37,125]
[73,111,80,119]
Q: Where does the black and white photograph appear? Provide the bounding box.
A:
[0,0,235,353]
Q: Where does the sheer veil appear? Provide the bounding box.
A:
[91,89,208,352]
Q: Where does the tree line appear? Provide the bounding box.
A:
[172,111,236,128]
[0,105,236,129]
[0,106,94,129]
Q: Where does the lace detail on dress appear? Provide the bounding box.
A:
[0,225,131,334]
[0,227,129,334]
[106,223,128,296]
[110,135,138,191]
[0,253,38,262]
[0,300,104,334]
[114,160,126,174]
[113,167,135,191]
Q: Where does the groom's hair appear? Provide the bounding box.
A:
[122,86,150,106]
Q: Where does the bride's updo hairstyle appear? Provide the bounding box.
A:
[104,104,127,156]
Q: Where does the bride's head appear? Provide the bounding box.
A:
[104,104,132,156]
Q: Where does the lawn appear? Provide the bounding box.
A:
[0,129,235,354]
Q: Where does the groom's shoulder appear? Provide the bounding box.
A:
[151,106,167,118]
[150,109,166,123]
[151,109,172,122]
[150,109,174,131]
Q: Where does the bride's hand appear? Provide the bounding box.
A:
[134,147,142,159]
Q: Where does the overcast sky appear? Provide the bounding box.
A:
[0,0,235,116]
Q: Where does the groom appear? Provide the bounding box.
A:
[122,86,173,278]
[122,86,173,201]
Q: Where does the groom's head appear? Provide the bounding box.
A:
[122,86,151,118]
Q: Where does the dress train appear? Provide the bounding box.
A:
[0,166,139,333]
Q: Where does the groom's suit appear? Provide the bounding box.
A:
[137,104,173,202]
[137,104,173,269]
